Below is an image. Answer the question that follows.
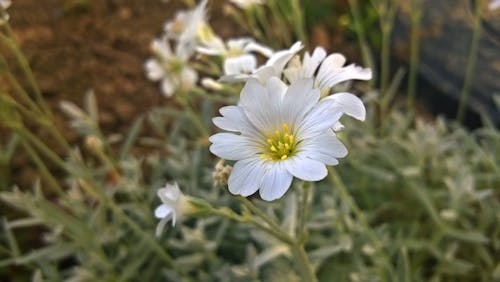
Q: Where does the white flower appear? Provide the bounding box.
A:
[230,0,264,9]
[198,37,273,76]
[0,0,11,25]
[0,0,10,9]
[284,47,372,95]
[145,37,198,97]
[209,77,365,201]
[154,182,190,236]
[164,0,208,58]
[490,0,500,10]
[219,41,303,84]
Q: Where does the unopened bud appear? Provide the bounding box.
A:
[201,77,223,91]
[212,159,232,186]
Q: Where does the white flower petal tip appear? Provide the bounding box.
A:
[325,92,366,121]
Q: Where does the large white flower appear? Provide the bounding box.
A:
[209,77,365,201]
[198,37,273,76]
[219,41,303,84]
[145,37,198,97]
[154,182,190,236]
[284,47,372,95]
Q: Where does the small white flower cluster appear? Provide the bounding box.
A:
[146,0,274,97]
[0,0,11,25]
[145,0,209,97]
[209,42,372,201]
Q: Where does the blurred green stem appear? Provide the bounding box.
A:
[237,196,316,281]
[298,181,312,243]
[328,167,396,279]
[290,0,307,43]
[406,0,422,117]
[457,0,483,122]
[0,25,51,118]
[348,0,375,88]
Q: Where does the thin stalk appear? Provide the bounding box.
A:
[348,0,376,88]
[16,127,67,171]
[238,197,292,242]
[2,66,43,115]
[175,96,209,137]
[290,242,317,282]
[20,140,64,195]
[406,0,422,117]
[290,0,307,43]
[376,0,398,124]
[298,181,312,243]
[457,0,482,122]
[0,29,51,118]
[328,167,396,279]
[79,180,176,268]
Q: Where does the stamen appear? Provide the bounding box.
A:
[261,123,297,162]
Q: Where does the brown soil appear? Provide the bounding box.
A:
[9,0,183,133]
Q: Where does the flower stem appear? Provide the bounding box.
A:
[457,0,482,122]
[290,242,317,282]
[298,181,312,243]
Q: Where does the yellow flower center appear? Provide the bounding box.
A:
[260,123,297,162]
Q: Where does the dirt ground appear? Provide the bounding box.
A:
[9,0,184,133]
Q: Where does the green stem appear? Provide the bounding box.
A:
[16,127,67,171]
[457,0,482,122]
[348,0,375,88]
[290,0,307,43]
[328,167,396,279]
[20,140,64,195]
[298,181,312,243]
[290,242,317,282]
[0,30,51,118]
[406,0,422,117]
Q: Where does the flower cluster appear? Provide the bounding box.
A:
[145,0,209,97]
[145,0,274,97]
[209,43,371,201]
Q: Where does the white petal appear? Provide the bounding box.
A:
[238,78,277,132]
[282,78,320,127]
[301,47,327,78]
[209,133,259,160]
[285,155,327,181]
[317,61,372,90]
[155,217,169,237]
[161,78,175,97]
[265,41,303,72]
[323,92,366,121]
[244,41,274,57]
[145,59,164,81]
[295,95,341,139]
[219,73,251,83]
[228,157,267,196]
[300,131,347,165]
[182,67,198,87]
[252,65,277,84]
[224,55,257,75]
[259,162,293,201]
[212,105,261,137]
[155,204,173,219]
[157,184,181,203]
[266,77,287,119]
